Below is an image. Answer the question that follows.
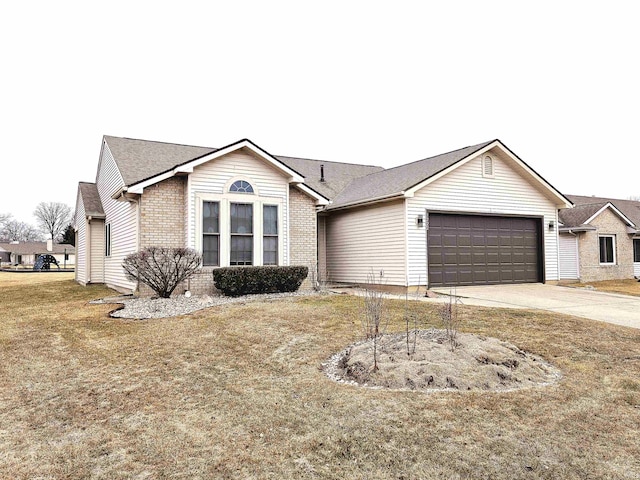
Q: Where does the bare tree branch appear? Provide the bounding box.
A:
[33,202,71,241]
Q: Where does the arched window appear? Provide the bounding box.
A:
[229,180,254,193]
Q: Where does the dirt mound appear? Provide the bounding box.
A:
[324,329,561,392]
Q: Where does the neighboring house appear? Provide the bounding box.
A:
[558,195,640,281]
[74,135,571,295]
[0,240,75,267]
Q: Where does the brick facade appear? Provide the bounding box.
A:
[288,186,318,289]
[133,180,318,296]
[139,177,187,249]
[578,208,634,282]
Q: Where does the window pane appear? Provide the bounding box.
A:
[634,239,640,263]
[231,235,253,265]
[263,237,277,265]
[263,205,278,235]
[203,235,219,266]
[231,203,253,234]
[599,237,614,263]
[230,180,254,193]
[203,201,219,234]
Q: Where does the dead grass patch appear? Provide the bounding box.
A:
[1,275,640,478]
[568,278,640,297]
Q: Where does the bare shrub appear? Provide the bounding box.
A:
[362,270,387,371]
[439,289,462,352]
[404,278,423,357]
[123,247,202,298]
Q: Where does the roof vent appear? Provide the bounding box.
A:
[320,164,325,183]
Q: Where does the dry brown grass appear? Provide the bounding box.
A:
[568,279,640,297]
[1,274,640,479]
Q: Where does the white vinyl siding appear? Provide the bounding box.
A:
[96,142,138,292]
[74,192,87,284]
[90,219,105,283]
[406,148,560,286]
[559,233,579,280]
[188,149,289,265]
[326,200,406,286]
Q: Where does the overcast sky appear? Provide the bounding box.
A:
[1,1,638,225]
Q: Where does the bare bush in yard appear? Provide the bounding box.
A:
[123,247,202,298]
[362,270,387,371]
[404,278,423,357]
[439,289,462,352]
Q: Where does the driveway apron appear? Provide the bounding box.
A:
[431,284,640,329]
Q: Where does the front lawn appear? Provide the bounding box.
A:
[569,278,640,297]
[1,274,639,479]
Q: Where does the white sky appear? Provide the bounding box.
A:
[1,1,638,224]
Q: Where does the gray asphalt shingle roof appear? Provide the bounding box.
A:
[328,140,495,208]
[78,182,104,217]
[559,195,640,228]
[104,136,217,187]
[275,155,384,201]
[101,136,541,210]
[0,242,75,255]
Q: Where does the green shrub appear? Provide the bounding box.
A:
[212,265,309,296]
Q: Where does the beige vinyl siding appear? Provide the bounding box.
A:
[326,200,406,286]
[559,233,579,280]
[89,219,105,283]
[317,215,327,281]
[96,142,137,292]
[406,148,560,285]
[74,192,87,284]
[634,262,640,277]
[187,148,290,264]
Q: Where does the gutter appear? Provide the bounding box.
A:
[324,192,406,212]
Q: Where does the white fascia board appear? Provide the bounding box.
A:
[295,184,330,205]
[404,141,499,197]
[126,139,305,194]
[326,192,405,211]
[585,203,636,228]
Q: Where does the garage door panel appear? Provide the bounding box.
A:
[428,213,541,287]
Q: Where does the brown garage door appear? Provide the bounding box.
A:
[428,213,542,287]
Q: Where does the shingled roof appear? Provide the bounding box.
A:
[104,136,217,187]
[327,140,495,208]
[99,136,565,211]
[78,182,104,217]
[559,195,640,229]
[0,242,75,255]
[275,155,384,201]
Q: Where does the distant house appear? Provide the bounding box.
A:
[0,240,75,267]
[558,195,640,281]
[74,136,571,295]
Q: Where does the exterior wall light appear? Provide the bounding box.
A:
[417,215,424,228]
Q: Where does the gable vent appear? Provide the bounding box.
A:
[483,155,494,177]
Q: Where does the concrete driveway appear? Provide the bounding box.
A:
[431,284,640,329]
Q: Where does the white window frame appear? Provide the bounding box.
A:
[598,235,616,265]
[195,192,283,268]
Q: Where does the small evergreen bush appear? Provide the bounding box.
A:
[212,265,308,296]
